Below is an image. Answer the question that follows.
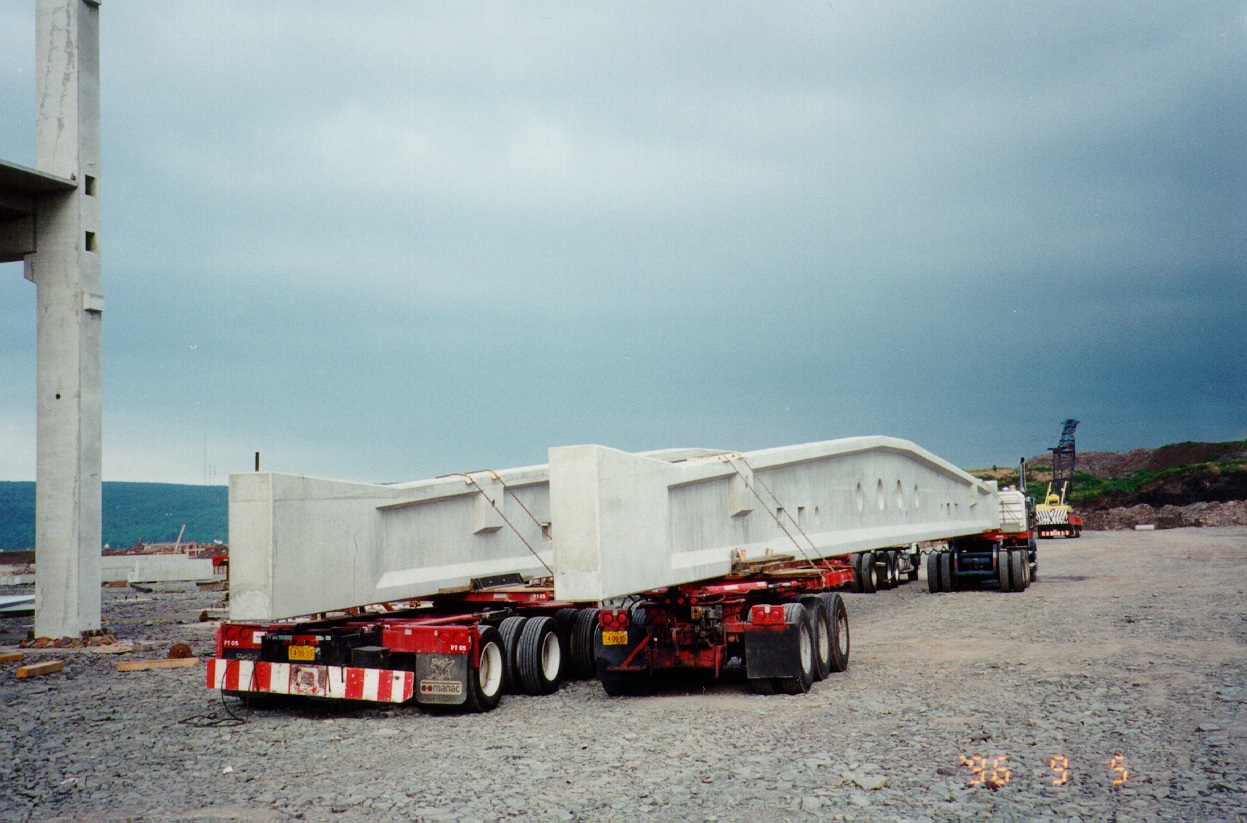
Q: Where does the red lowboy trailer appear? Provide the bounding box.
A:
[208,576,601,713]
[593,553,855,696]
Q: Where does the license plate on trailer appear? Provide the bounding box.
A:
[602,630,628,646]
[287,645,315,662]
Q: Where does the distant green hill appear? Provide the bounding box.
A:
[971,440,1247,511]
[0,482,227,552]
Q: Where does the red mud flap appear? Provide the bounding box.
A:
[207,658,414,703]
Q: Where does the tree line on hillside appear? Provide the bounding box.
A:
[0,482,227,552]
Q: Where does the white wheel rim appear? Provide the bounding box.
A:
[799,627,813,674]
[817,618,830,665]
[479,641,503,697]
[540,631,561,680]
[836,614,849,656]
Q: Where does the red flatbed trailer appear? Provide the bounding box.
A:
[593,554,856,696]
[208,577,601,713]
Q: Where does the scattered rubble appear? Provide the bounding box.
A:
[1082,500,1247,530]
[19,634,120,649]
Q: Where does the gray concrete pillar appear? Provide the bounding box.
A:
[26,0,104,638]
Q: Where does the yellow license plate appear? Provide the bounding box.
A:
[287,645,315,662]
[602,630,629,646]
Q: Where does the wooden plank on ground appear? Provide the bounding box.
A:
[16,660,63,679]
[116,657,199,673]
[0,651,25,664]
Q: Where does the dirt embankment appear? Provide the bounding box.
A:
[1082,500,1247,531]
[1024,440,1247,531]
[1027,440,1247,479]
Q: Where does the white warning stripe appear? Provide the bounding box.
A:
[207,658,414,703]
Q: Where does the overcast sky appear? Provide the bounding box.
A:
[1,2,1244,485]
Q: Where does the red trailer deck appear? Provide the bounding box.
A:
[208,576,599,712]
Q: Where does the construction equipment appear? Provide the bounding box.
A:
[1036,419,1083,538]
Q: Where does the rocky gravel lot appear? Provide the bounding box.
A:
[2,527,1245,822]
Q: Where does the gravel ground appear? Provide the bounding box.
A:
[2,527,1245,822]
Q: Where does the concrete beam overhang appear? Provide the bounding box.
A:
[0,159,76,264]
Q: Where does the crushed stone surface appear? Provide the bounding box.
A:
[2,527,1245,821]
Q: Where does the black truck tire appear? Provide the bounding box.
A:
[799,595,832,681]
[820,592,850,673]
[568,608,599,680]
[776,603,815,695]
[860,551,878,593]
[874,551,892,591]
[1009,550,1027,593]
[927,551,941,594]
[516,616,562,696]
[939,551,954,593]
[498,616,527,693]
[462,626,505,713]
[997,549,1012,593]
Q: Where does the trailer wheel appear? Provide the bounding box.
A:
[1009,550,1026,593]
[859,551,878,593]
[926,552,941,594]
[799,595,832,681]
[516,616,563,696]
[907,551,920,582]
[776,603,815,695]
[820,592,850,673]
[873,552,891,591]
[848,554,862,592]
[938,551,954,593]
[568,608,599,680]
[498,616,527,693]
[996,547,1011,593]
[463,626,505,713]
[1020,553,1032,589]
[881,551,900,590]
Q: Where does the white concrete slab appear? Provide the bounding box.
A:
[550,437,999,602]
[228,467,556,621]
[0,594,36,615]
[100,555,216,584]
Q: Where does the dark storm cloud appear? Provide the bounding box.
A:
[1,1,1243,483]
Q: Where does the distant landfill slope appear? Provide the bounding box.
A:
[989,440,1247,530]
[0,482,228,552]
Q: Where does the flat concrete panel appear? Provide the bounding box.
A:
[228,467,555,621]
[100,555,215,584]
[550,437,999,602]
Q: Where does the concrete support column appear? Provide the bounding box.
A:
[27,0,103,638]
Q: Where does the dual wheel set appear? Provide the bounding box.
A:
[924,547,1035,594]
[463,607,601,712]
[849,548,919,593]
[748,593,850,697]
[596,593,851,698]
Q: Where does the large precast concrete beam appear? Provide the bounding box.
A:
[550,437,999,602]
[226,448,724,621]
[228,467,555,621]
